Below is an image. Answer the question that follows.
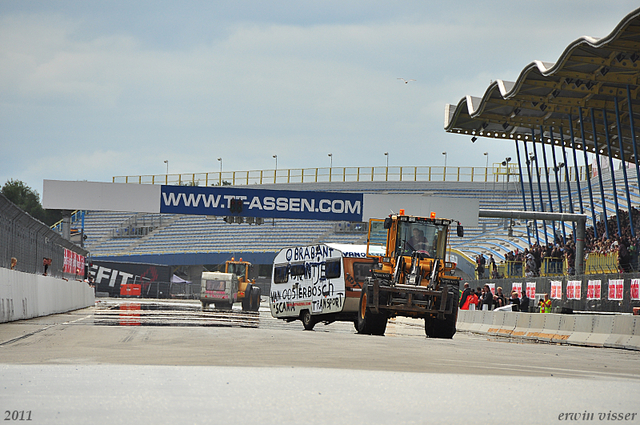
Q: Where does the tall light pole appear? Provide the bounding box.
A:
[483,152,488,189]
[384,152,389,181]
[502,157,512,183]
[442,151,447,181]
[163,160,169,184]
[328,153,332,168]
[273,154,278,184]
[502,157,512,205]
[217,157,222,186]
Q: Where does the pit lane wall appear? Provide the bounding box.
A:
[456,310,640,351]
[0,268,95,323]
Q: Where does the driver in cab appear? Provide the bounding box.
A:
[406,228,430,256]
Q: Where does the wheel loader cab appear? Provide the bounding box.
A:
[395,219,447,259]
[367,212,458,286]
[226,261,248,280]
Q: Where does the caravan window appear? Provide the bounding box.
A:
[205,280,225,291]
[325,259,341,279]
[273,264,289,284]
[290,263,305,277]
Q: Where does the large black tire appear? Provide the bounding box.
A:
[201,300,209,309]
[250,286,261,311]
[356,285,387,336]
[241,284,252,311]
[425,291,458,338]
[301,310,316,331]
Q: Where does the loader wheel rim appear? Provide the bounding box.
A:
[360,291,367,320]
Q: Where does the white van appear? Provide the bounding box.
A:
[269,243,381,330]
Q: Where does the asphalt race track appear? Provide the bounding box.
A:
[1,299,639,425]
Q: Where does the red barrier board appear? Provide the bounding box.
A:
[631,279,640,301]
[608,279,624,301]
[550,280,562,299]
[587,280,601,300]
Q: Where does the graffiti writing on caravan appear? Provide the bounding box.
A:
[159,186,363,221]
[272,281,337,302]
[286,245,334,262]
[312,296,344,312]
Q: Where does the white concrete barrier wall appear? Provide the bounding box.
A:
[0,269,94,323]
[456,310,639,351]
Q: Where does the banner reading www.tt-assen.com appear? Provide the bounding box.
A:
[42,180,479,225]
[160,185,363,221]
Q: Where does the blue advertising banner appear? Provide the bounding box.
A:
[160,185,364,221]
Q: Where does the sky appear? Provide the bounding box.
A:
[1,1,639,196]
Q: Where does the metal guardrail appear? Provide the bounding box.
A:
[113,164,588,186]
[585,252,619,274]
[489,253,623,278]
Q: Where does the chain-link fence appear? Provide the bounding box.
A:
[0,193,88,277]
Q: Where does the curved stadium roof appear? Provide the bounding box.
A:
[445,7,640,162]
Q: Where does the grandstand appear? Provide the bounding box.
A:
[67,163,639,282]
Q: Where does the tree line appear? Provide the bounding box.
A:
[1,179,62,226]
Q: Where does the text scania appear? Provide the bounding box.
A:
[161,192,361,215]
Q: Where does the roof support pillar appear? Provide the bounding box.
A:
[523,140,540,244]
[590,107,609,239]
[578,107,599,238]
[540,126,558,242]
[568,115,584,216]
[614,97,635,237]
[514,139,532,245]
[549,127,567,244]
[603,108,622,238]
[560,126,577,242]
[627,85,640,213]
[531,128,549,245]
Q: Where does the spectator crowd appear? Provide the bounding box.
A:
[459,282,533,312]
[474,206,640,278]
